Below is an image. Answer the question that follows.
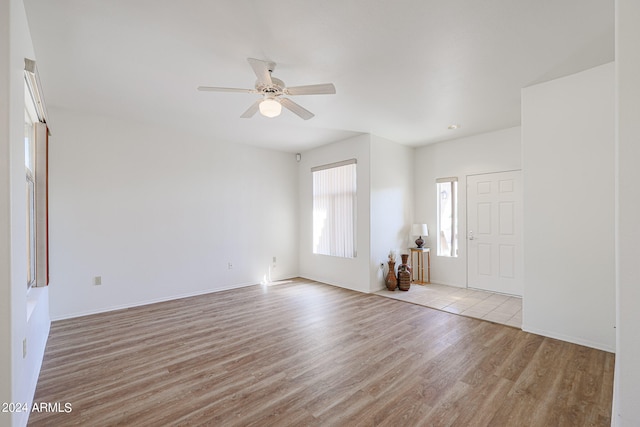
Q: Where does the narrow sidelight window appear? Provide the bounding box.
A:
[437,177,458,257]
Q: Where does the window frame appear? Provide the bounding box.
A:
[26,172,36,287]
[25,98,37,288]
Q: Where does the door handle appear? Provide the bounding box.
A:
[469,231,474,240]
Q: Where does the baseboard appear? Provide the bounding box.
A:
[51,281,258,321]
[429,281,466,288]
[522,324,615,353]
[298,274,365,293]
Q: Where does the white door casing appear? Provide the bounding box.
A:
[467,170,523,296]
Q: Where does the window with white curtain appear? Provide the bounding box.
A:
[312,160,357,258]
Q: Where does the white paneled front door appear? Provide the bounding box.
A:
[467,170,523,296]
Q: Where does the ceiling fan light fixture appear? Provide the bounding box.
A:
[259,98,282,118]
[199,58,334,120]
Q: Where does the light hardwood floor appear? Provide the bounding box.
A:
[29,278,614,426]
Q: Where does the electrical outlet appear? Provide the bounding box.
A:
[228,262,233,270]
[272,256,277,268]
[22,338,27,358]
[94,276,102,286]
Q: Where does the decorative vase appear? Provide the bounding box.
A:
[397,254,411,291]
[400,253,411,271]
[385,261,397,291]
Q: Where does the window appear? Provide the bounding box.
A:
[312,160,357,258]
[437,177,458,257]
[24,58,49,288]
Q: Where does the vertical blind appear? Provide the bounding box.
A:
[312,160,357,258]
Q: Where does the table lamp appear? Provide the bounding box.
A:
[412,223,428,248]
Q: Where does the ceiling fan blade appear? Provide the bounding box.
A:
[247,58,273,85]
[198,86,256,93]
[280,98,314,120]
[285,83,336,96]
[240,99,261,118]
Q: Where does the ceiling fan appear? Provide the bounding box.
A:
[198,58,336,120]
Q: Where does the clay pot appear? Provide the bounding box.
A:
[385,261,397,291]
[397,254,411,291]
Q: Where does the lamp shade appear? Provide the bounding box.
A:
[259,98,282,118]
[412,223,428,237]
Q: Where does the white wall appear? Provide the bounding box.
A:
[48,108,299,319]
[0,0,12,422]
[1,1,52,426]
[298,133,413,294]
[298,134,371,292]
[0,0,13,426]
[613,0,640,424]
[413,127,522,287]
[521,63,615,352]
[370,135,414,291]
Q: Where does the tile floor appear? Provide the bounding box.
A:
[375,283,522,328]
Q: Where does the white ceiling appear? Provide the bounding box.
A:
[24,0,614,153]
